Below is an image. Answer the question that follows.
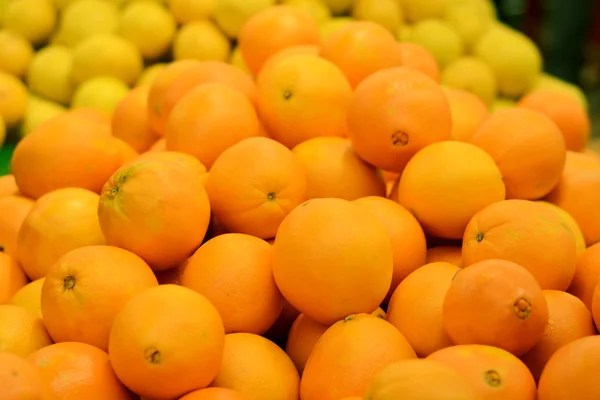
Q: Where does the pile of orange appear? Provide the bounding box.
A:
[1,4,600,400]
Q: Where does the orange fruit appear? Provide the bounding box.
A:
[206,137,307,239]
[258,44,320,79]
[518,88,591,151]
[166,82,260,168]
[301,313,416,400]
[98,156,210,270]
[564,149,600,171]
[41,245,158,351]
[319,21,402,88]
[239,5,320,76]
[443,259,548,356]
[462,199,578,291]
[353,196,427,300]
[292,137,386,200]
[427,344,537,400]
[11,112,127,199]
[347,66,452,172]
[17,187,106,280]
[537,335,600,400]
[0,252,27,304]
[285,313,328,375]
[537,200,586,256]
[0,174,19,197]
[181,233,283,335]
[112,86,159,153]
[397,141,505,239]
[426,246,463,267]
[211,333,300,400]
[272,198,393,325]
[387,262,459,357]
[256,54,352,148]
[263,298,300,347]
[112,137,140,163]
[29,342,133,400]
[443,87,490,142]
[364,358,479,400]
[0,352,53,400]
[180,387,249,400]
[10,277,44,318]
[472,108,566,200]
[148,137,166,152]
[109,285,225,399]
[0,304,52,356]
[522,290,595,381]
[67,107,112,129]
[398,42,440,82]
[0,194,33,255]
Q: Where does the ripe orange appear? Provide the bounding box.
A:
[0,252,27,304]
[256,54,352,148]
[443,88,490,142]
[319,21,402,88]
[462,199,578,291]
[10,277,44,318]
[206,137,307,239]
[148,137,166,152]
[17,187,106,280]
[211,333,300,400]
[301,313,416,400]
[292,137,386,200]
[471,108,566,200]
[258,44,320,79]
[285,313,329,375]
[180,388,249,400]
[112,86,159,153]
[0,352,53,400]
[387,262,459,357]
[443,259,548,356]
[239,5,320,76]
[564,149,600,171]
[0,174,19,197]
[109,285,225,399]
[397,141,505,239]
[537,200,586,256]
[29,342,133,400]
[569,242,600,309]
[426,246,463,267]
[0,304,52,356]
[181,233,283,335]
[347,66,451,172]
[272,198,393,325]
[398,42,440,82]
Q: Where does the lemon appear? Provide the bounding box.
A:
[0,116,5,148]
[229,47,251,74]
[351,0,403,34]
[531,72,587,109]
[473,24,542,98]
[319,16,353,40]
[442,56,497,106]
[284,0,331,24]
[490,97,516,113]
[71,34,144,86]
[54,0,119,47]
[399,0,448,22]
[173,21,231,62]
[0,0,8,21]
[3,0,56,46]
[52,0,82,10]
[409,19,464,68]
[136,63,167,88]
[71,76,130,115]
[169,0,214,24]
[0,71,28,127]
[443,0,493,50]
[118,1,177,61]
[213,0,276,39]
[21,95,67,137]
[322,0,353,15]
[27,45,75,105]
[0,30,33,78]
[397,23,413,42]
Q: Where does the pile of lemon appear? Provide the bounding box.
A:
[0,0,587,147]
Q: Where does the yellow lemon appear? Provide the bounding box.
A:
[351,0,403,34]
[442,56,497,106]
[213,0,276,38]
[409,18,464,68]
[136,63,167,88]
[0,30,33,78]
[21,95,67,137]
[27,45,75,105]
[531,72,587,109]
[169,0,214,24]
[0,0,8,21]
[284,0,331,24]
[319,16,354,40]
[443,0,493,49]
[321,0,353,15]
[229,47,251,74]
[54,0,119,47]
[2,0,56,46]
[397,23,413,42]
[399,0,448,22]
[71,76,130,115]
[10,278,45,319]
[173,21,231,62]
[0,71,28,127]
[490,97,516,113]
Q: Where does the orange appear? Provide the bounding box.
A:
[471,108,566,200]
[166,82,260,168]
[564,149,600,171]
[68,107,112,130]
[0,252,27,304]
[98,156,210,270]
[272,198,393,325]
[443,259,548,356]
[427,344,537,400]
[0,193,33,254]
[347,66,452,172]
[398,42,440,82]
[112,86,159,153]
[180,388,249,400]
[319,21,402,88]
[109,285,225,399]
[148,137,166,152]
[518,88,591,151]
[462,199,578,291]
[238,5,320,76]
[0,352,53,400]
[387,262,459,357]
[211,333,300,400]
[10,278,44,318]
[29,342,133,400]
[0,304,52,356]
[443,87,490,142]
[285,313,329,375]
[292,137,386,200]
[537,335,600,400]
[17,188,106,280]
[41,245,158,351]
[11,112,127,199]
[397,141,505,239]
[301,314,416,400]
[426,246,463,267]
[256,54,352,148]
[578,244,600,308]
[537,200,587,256]
[0,174,19,196]
[364,359,479,400]
[206,137,307,239]
[522,290,595,381]
[353,196,427,300]
[258,44,321,79]
[112,137,139,163]
[181,233,283,335]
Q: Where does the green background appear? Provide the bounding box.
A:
[0,143,13,176]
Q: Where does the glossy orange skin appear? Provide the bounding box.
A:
[0,174,19,197]
[398,42,440,82]
[258,45,321,80]
[0,252,27,304]
[0,304,52,356]
[112,86,159,152]
[444,88,490,142]
[179,387,249,400]
[285,313,329,375]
